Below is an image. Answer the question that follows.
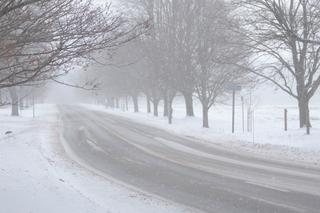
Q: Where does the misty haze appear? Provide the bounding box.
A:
[1,0,320,213]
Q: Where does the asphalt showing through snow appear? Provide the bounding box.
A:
[59,105,320,213]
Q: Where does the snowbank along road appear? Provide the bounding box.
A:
[59,105,320,213]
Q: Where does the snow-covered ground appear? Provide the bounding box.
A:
[0,105,192,213]
[82,96,320,165]
[1,102,318,213]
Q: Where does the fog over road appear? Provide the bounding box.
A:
[59,105,320,213]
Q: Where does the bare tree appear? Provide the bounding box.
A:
[237,0,320,128]
[135,0,172,117]
[0,0,143,90]
[124,0,196,118]
[191,0,249,128]
[170,0,199,117]
[0,0,144,116]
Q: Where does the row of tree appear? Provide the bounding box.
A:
[2,0,319,131]
[89,0,320,131]
[91,0,251,128]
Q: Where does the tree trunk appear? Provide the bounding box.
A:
[125,96,129,111]
[183,92,194,117]
[132,95,139,112]
[202,104,209,128]
[0,90,2,105]
[146,95,151,113]
[168,98,173,124]
[153,100,159,117]
[298,98,311,128]
[163,96,168,117]
[9,87,19,116]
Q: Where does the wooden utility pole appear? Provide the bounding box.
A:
[284,109,287,131]
[306,109,310,135]
[225,84,241,133]
[241,96,244,133]
[232,89,236,133]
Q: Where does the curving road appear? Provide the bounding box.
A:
[59,105,320,213]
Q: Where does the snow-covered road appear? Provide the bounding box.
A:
[60,105,320,213]
[0,105,189,213]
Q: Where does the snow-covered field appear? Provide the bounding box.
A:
[0,105,192,213]
[82,96,320,165]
